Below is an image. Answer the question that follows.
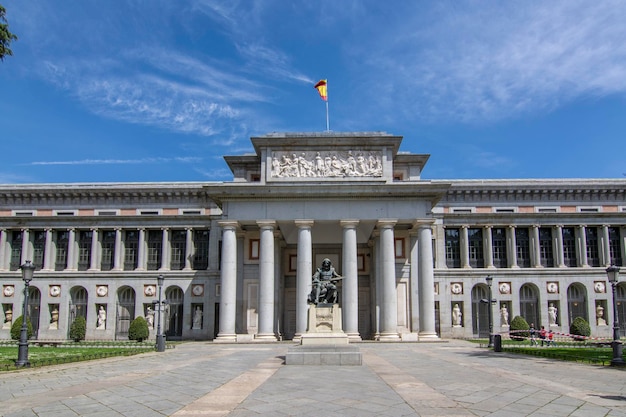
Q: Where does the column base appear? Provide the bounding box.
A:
[418,331,440,341]
[254,333,278,342]
[214,333,237,343]
[379,332,400,341]
[346,332,362,342]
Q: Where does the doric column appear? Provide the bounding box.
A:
[601,225,611,266]
[0,229,7,270]
[295,220,314,338]
[372,232,381,339]
[507,225,518,268]
[409,229,419,334]
[256,220,277,341]
[160,228,170,271]
[554,225,565,267]
[89,228,99,271]
[531,225,541,267]
[216,221,238,342]
[578,226,588,267]
[378,220,400,340]
[66,228,77,271]
[42,229,53,271]
[621,227,626,267]
[460,225,470,268]
[20,228,30,264]
[484,225,494,269]
[184,227,193,270]
[417,222,438,339]
[113,228,123,271]
[341,220,360,340]
[136,228,146,271]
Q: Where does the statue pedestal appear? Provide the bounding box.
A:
[286,304,361,366]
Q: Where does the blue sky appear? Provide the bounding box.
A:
[2,1,626,184]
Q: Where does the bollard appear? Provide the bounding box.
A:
[493,334,502,352]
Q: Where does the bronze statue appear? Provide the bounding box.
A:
[308,258,342,305]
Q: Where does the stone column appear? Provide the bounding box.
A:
[0,229,6,270]
[137,228,146,271]
[555,225,565,267]
[484,225,494,269]
[43,229,53,271]
[216,221,238,342]
[295,220,314,338]
[89,228,99,271]
[372,232,381,339]
[409,230,419,334]
[460,225,470,268]
[184,227,193,270]
[578,226,588,267]
[113,228,123,271]
[417,222,438,339]
[601,225,611,266]
[621,227,626,267]
[256,220,277,341]
[507,225,518,268]
[531,225,541,267]
[66,228,77,271]
[20,228,30,264]
[160,228,170,271]
[378,220,400,340]
[341,220,360,340]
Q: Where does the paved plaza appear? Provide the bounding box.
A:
[1,340,626,416]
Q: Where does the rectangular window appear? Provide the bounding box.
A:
[586,227,600,267]
[55,231,69,271]
[562,227,577,267]
[445,228,461,268]
[147,230,162,270]
[491,228,507,268]
[33,230,46,270]
[539,227,554,267]
[171,229,187,270]
[193,230,209,270]
[609,227,623,267]
[249,239,260,260]
[124,230,138,271]
[10,231,23,271]
[78,230,92,271]
[468,228,484,268]
[516,228,531,268]
[101,230,116,271]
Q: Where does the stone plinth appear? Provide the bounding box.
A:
[286,303,362,366]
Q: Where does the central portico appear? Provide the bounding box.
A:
[206,132,450,342]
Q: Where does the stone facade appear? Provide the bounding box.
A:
[0,132,625,342]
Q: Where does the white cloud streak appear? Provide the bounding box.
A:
[26,157,202,166]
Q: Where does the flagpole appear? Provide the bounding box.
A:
[325,100,330,132]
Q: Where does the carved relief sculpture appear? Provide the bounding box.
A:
[271,150,383,179]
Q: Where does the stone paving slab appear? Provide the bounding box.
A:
[2,340,626,416]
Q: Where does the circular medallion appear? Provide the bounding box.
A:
[96,285,108,297]
[3,285,15,297]
[49,285,61,297]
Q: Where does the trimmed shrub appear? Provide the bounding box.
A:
[10,315,33,340]
[570,317,591,341]
[128,316,150,342]
[69,316,87,342]
[509,315,529,340]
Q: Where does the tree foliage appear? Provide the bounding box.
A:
[569,317,591,340]
[0,4,18,61]
[10,315,33,340]
[509,315,529,340]
[69,316,87,342]
[128,316,149,342]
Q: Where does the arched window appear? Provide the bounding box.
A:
[471,284,489,337]
[165,286,184,339]
[616,283,626,337]
[70,286,88,322]
[116,286,136,339]
[519,284,540,328]
[27,286,42,337]
[567,283,588,325]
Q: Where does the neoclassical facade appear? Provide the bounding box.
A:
[0,132,625,342]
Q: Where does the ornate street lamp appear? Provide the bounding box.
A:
[15,260,35,367]
[606,265,625,366]
[155,275,166,352]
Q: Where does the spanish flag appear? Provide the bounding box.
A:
[314,79,328,101]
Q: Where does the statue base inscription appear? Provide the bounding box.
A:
[286,304,361,365]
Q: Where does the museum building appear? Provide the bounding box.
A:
[1,131,625,342]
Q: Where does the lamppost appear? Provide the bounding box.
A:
[606,265,625,366]
[155,275,166,352]
[15,260,35,367]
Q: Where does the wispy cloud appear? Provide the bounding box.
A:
[26,157,202,166]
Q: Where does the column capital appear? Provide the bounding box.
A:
[294,219,314,228]
[412,219,435,229]
[340,219,359,228]
[377,219,397,228]
[257,220,277,229]
[218,220,239,230]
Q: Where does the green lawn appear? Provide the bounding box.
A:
[0,343,156,371]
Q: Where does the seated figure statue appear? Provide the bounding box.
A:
[308,258,342,305]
